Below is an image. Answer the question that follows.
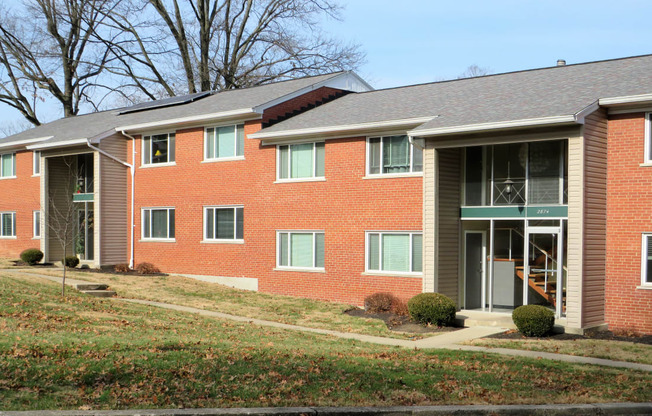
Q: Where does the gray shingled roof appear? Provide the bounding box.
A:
[256,55,652,137]
[0,72,343,146]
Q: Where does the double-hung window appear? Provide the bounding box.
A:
[205,124,245,160]
[367,231,423,274]
[367,135,422,175]
[641,234,652,287]
[277,142,325,180]
[143,133,175,165]
[645,113,652,164]
[33,211,41,238]
[277,231,325,270]
[1,153,16,178]
[0,212,16,237]
[33,151,41,175]
[142,208,175,240]
[204,206,243,241]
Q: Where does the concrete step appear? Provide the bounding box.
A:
[80,290,116,298]
[74,283,108,291]
[455,311,516,329]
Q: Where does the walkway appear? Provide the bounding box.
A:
[7,268,652,372]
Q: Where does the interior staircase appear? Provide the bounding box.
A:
[514,264,564,311]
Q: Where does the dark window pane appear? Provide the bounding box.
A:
[236,207,244,239]
[206,209,214,239]
[169,209,175,238]
[216,209,234,239]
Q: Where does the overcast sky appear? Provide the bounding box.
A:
[2,0,652,129]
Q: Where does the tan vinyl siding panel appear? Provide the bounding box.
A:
[436,148,461,304]
[566,132,584,329]
[423,141,436,293]
[99,134,128,265]
[581,109,608,327]
[46,157,75,262]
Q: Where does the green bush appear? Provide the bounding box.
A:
[20,248,43,265]
[62,256,80,268]
[512,305,555,337]
[407,293,456,326]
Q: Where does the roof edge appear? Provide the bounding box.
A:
[409,115,579,138]
[0,136,52,150]
[27,138,89,150]
[599,93,652,107]
[249,117,435,140]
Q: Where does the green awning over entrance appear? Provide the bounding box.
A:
[460,205,568,219]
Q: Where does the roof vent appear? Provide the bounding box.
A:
[557,59,566,66]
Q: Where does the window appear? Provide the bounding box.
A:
[0,212,16,237]
[277,231,325,270]
[642,234,652,286]
[143,133,175,165]
[204,206,243,241]
[142,208,175,240]
[366,232,422,274]
[33,151,41,175]
[205,124,244,160]
[33,211,41,238]
[646,113,652,164]
[367,135,422,175]
[1,153,16,178]
[277,142,325,180]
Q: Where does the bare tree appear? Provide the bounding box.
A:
[0,0,116,125]
[458,64,492,79]
[0,119,34,138]
[103,0,364,97]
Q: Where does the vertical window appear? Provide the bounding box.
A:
[277,142,325,180]
[143,133,175,165]
[277,231,325,269]
[367,232,422,274]
[646,113,652,164]
[204,206,244,241]
[368,135,422,175]
[33,211,41,238]
[142,208,175,240]
[205,124,245,160]
[0,212,16,237]
[642,234,652,286]
[33,151,41,175]
[1,153,16,178]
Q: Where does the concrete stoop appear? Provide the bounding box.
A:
[455,310,516,329]
[73,283,116,298]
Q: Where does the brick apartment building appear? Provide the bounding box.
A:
[1,55,651,334]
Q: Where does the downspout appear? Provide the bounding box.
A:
[85,137,136,269]
[408,134,425,150]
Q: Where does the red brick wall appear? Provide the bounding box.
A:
[129,122,423,306]
[0,150,41,258]
[606,112,652,334]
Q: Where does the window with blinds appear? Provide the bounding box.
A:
[0,212,16,237]
[277,142,325,180]
[205,124,245,160]
[277,231,325,269]
[643,234,652,286]
[142,208,175,240]
[1,153,16,178]
[204,206,243,241]
[367,231,422,274]
[367,135,422,175]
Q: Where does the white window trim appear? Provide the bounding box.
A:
[203,123,245,161]
[365,231,423,275]
[141,131,176,166]
[276,230,325,271]
[276,141,325,182]
[33,211,41,239]
[0,152,16,179]
[365,136,423,177]
[0,212,17,238]
[33,151,41,176]
[202,205,244,243]
[640,233,652,288]
[644,113,652,165]
[141,207,176,241]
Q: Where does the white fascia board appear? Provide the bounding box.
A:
[27,138,89,150]
[88,129,120,144]
[115,108,260,133]
[599,93,652,107]
[0,136,52,150]
[252,72,373,114]
[249,117,435,141]
[574,101,600,123]
[408,115,579,138]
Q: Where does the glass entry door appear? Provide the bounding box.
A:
[525,225,564,316]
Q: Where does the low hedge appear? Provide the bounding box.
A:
[407,293,456,327]
[62,256,80,268]
[512,305,555,337]
[20,248,43,265]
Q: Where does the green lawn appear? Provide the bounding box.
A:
[1,273,651,410]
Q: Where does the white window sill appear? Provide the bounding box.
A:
[139,238,176,243]
[0,176,17,180]
[201,239,244,244]
[636,285,652,290]
[274,177,326,184]
[274,267,325,273]
[32,174,41,178]
[140,162,176,169]
[363,172,423,180]
[640,162,652,167]
[32,237,41,240]
[362,271,423,278]
[202,156,245,163]
[0,236,17,239]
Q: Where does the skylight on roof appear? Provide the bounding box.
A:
[118,91,211,115]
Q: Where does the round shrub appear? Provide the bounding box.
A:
[62,256,80,268]
[407,293,456,326]
[512,305,555,337]
[20,248,43,265]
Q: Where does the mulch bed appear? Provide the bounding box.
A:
[487,328,652,346]
[11,260,55,267]
[344,308,460,334]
